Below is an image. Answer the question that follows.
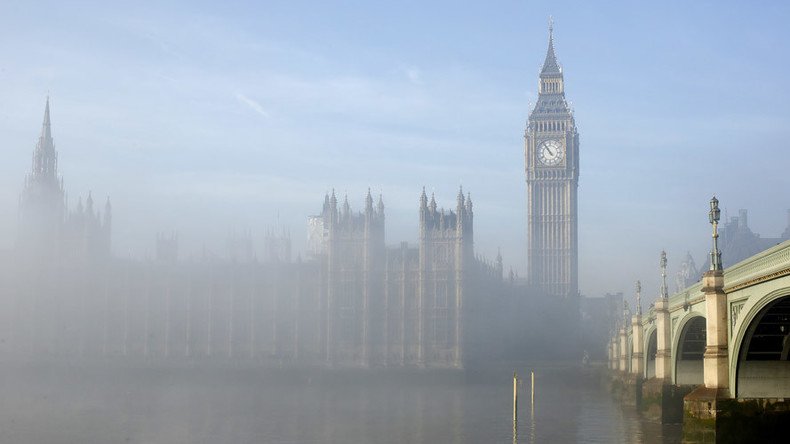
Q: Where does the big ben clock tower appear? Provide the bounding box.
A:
[525,21,579,298]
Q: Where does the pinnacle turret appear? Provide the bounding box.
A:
[104,196,112,222]
[342,194,350,216]
[86,191,94,213]
[365,188,373,213]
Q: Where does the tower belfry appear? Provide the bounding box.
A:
[524,21,580,298]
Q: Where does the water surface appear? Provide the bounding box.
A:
[0,364,680,443]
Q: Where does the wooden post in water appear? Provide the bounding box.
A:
[531,371,535,409]
[513,371,518,422]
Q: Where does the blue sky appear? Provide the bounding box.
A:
[2,0,790,302]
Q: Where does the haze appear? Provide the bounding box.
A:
[2,0,790,318]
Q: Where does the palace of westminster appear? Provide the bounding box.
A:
[3,25,783,369]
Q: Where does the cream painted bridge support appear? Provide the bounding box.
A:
[610,337,618,370]
[619,326,628,372]
[608,339,617,370]
[654,298,672,380]
[631,314,643,376]
[682,269,733,440]
[702,270,729,391]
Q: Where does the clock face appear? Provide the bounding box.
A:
[537,139,564,166]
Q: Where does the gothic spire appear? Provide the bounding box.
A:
[41,96,52,141]
[33,96,58,181]
[540,17,562,76]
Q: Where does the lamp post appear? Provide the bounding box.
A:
[659,251,668,300]
[632,280,644,377]
[635,280,642,316]
[709,196,722,271]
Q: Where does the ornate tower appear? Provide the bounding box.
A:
[417,187,472,368]
[525,21,579,298]
[17,97,66,261]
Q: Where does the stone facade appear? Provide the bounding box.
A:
[1,99,501,369]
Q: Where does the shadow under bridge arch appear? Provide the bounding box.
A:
[737,295,790,398]
[674,315,706,385]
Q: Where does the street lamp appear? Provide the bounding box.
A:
[660,251,668,300]
[635,280,642,316]
[709,196,722,271]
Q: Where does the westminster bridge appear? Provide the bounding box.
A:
[607,197,790,442]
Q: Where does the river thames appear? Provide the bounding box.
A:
[0,363,681,443]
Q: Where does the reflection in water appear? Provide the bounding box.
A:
[530,401,536,444]
[513,418,518,444]
[0,365,680,443]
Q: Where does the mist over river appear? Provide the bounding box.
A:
[0,363,680,443]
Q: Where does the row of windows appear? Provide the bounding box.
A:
[542,80,562,93]
[533,121,567,132]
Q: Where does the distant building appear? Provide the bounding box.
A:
[2,100,505,368]
[16,98,110,264]
[263,228,291,263]
[579,292,624,360]
[697,208,790,272]
[675,252,699,293]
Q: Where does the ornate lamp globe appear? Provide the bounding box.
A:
[709,196,720,224]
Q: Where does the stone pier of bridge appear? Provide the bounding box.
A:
[605,198,790,442]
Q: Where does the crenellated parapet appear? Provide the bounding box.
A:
[61,192,112,261]
[323,189,385,238]
[419,187,473,240]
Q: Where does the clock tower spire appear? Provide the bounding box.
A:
[525,20,579,298]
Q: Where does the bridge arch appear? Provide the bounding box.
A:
[732,289,790,397]
[644,326,657,379]
[672,313,706,385]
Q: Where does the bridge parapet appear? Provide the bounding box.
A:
[723,239,790,292]
[667,281,703,312]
